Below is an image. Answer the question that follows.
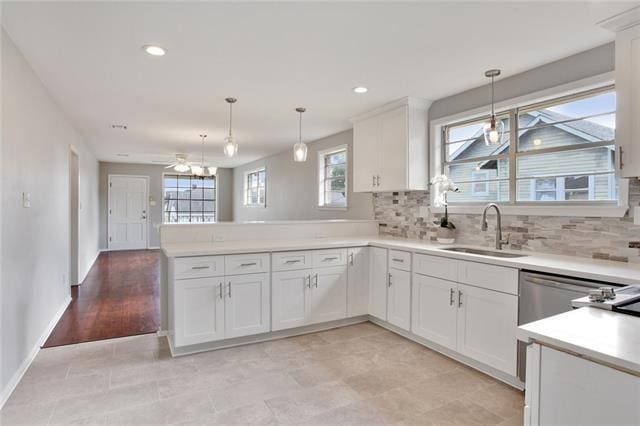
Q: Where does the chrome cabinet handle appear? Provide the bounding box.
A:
[240,262,257,267]
[372,175,376,187]
[450,288,455,306]
[392,258,404,263]
[314,274,318,288]
[458,290,463,308]
[219,283,223,299]
[376,175,381,186]
[349,253,354,266]
[228,282,232,298]
[191,266,210,270]
[388,273,393,287]
[306,275,312,289]
[322,257,338,262]
[285,259,301,264]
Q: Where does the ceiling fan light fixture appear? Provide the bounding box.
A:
[293,107,308,162]
[143,45,166,56]
[208,166,218,175]
[174,163,190,173]
[483,69,504,146]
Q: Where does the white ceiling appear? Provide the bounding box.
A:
[2,1,637,167]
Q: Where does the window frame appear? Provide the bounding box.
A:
[244,167,266,208]
[317,145,348,210]
[431,74,628,217]
[162,172,217,224]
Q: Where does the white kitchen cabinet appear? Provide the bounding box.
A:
[347,247,369,317]
[272,269,311,331]
[174,277,225,346]
[368,247,388,321]
[224,273,270,338]
[351,97,430,192]
[387,267,411,331]
[456,283,518,376]
[310,266,348,324]
[602,11,640,177]
[411,274,457,350]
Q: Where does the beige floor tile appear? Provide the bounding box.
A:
[6,372,109,407]
[109,360,198,389]
[49,381,159,423]
[0,401,55,425]
[113,333,168,355]
[421,399,504,425]
[209,401,278,425]
[156,366,247,400]
[105,390,215,425]
[265,380,363,423]
[464,382,524,421]
[366,387,431,423]
[342,368,405,398]
[209,372,301,411]
[315,322,384,343]
[288,362,342,388]
[307,399,391,425]
[66,350,157,378]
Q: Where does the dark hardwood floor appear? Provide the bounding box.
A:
[43,249,160,347]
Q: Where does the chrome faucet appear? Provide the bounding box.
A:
[481,203,509,250]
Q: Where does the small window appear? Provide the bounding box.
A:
[529,175,595,201]
[163,174,216,223]
[318,147,347,208]
[471,170,490,196]
[244,167,266,207]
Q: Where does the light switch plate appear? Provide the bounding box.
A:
[22,192,31,208]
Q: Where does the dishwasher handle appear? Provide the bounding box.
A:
[521,273,613,293]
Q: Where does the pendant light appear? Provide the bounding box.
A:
[293,107,308,162]
[483,69,504,146]
[223,97,238,158]
[191,134,210,177]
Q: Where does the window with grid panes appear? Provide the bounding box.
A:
[318,147,347,207]
[163,174,216,223]
[244,168,266,206]
[442,86,616,204]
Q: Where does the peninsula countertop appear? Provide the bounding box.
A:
[161,236,640,286]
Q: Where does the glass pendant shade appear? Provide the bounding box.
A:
[208,166,218,175]
[190,165,203,176]
[293,142,308,162]
[483,115,504,146]
[223,136,238,158]
[174,163,190,173]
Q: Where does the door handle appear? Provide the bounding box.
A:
[458,290,463,308]
[349,253,354,266]
[227,282,232,298]
[388,273,392,287]
[450,288,455,306]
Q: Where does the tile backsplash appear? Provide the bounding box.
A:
[373,178,640,263]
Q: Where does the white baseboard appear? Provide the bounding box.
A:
[156,329,169,337]
[148,246,160,250]
[77,250,100,285]
[0,295,72,409]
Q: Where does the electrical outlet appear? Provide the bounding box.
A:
[22,192,31,208]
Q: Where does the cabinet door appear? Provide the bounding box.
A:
[368,247,388,321]
[309,266,348,324]
[378,105,408,192]
[225,273,270,339]
[174,278,225,347]
[347,247,369,317]
[272,270,312,331]
[353,116,380,192]
[387,268,411,331]
[616,24,640,178]
[411,274,457,350]
[456,283,518,376]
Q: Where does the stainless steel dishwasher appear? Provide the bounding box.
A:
[517,271,621,381]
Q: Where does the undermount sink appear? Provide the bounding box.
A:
[439,247,528,258]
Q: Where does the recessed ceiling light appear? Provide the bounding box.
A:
[143,45,166,56]
[353,86,368,94]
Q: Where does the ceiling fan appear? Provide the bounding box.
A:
[164,154,191,172]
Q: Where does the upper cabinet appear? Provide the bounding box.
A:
[352,97,431,192]
[601,7,640,178]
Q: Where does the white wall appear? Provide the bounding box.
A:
[233,130,373,221]
[0,30,100,405]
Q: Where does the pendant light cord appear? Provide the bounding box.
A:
[299,111,302,143]
[228,102,233,138]
[491,75,495,117]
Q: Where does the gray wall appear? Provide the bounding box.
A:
[1,30,100,401]
[430,42,615,121]
[99,162,233,249]
[232,130,373,222]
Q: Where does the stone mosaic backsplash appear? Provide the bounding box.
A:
[373,178,640,263]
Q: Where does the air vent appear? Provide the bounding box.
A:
[116,153,129,157]
[111,124,127,130]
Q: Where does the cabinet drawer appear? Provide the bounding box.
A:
[225,253,270,276]
[457,261,518,295]
[272,251,313,272]
[174,256,225,280]
[313,249,348,268]
[413,253,458,282]
[389,250,411,271]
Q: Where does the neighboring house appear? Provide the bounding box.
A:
[447,110,615,203]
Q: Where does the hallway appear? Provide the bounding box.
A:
[44,250,160,347]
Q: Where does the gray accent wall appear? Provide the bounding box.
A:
[98,162,233,249]
[1,30,100,402]
[232,130,373,222]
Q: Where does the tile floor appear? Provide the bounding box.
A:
[1,322,524,425]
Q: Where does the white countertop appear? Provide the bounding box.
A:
[517,307,640,374]
[162,236,640,286]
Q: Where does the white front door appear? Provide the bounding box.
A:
[108,175,148,250]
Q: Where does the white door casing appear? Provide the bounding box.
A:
[108,175,148,250]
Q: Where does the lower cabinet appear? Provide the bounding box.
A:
[173,273,270,347]
[387,268,411,331]
[347,247,369,317]
[411,274,457,350]
[456,283,518,376]
[272,265,347,331]
[225,273,271,339]
[174,277,225,347]
[368,247,388,321]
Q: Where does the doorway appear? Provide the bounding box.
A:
[69,148,79,286]
[108,175,149,250]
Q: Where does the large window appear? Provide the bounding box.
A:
[318,147,347,208]
[163,174,216,223]
[442,86,616,204]
[244,167,266,207]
